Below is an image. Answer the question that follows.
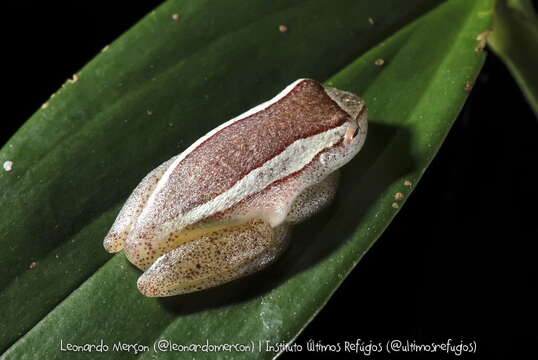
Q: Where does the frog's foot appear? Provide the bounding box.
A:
[137,219,289,297]
[286,171,339,224]
[103,156,177,253]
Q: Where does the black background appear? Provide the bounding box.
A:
[4,2,537,359]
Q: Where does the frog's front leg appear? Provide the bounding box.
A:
[137,219,289,297]
[103,156,177,253]
[286,171,340,224]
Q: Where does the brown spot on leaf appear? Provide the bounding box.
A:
[464,81,473,92]
[67,74,79,84]
[475,30,493,52]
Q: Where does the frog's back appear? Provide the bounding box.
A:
[141,79,350,228]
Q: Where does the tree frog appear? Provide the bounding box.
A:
[103,79,367,297]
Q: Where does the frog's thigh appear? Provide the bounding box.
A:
[137,219,289,297]
[103,156,177,253]
[286,171,339,224]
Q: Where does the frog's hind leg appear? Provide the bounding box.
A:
[137,219,289,297]
[286,171,339,224]
[103,156,177,253]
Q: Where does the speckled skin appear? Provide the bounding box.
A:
[103,79,367,297]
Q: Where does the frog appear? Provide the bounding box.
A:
[103,78,367,297]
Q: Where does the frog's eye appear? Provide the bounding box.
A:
[344,127,358,144]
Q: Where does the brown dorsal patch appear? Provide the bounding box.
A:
[152,79,349,221]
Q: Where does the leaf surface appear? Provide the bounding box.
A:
[0,0,493,358]
[488,0,538,117]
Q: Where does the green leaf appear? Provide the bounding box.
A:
[488,0,538,117]
[1,0,492,358]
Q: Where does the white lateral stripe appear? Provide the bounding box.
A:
[227,79,307,123]
[159,123,348,234]
[145,79,307,213]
